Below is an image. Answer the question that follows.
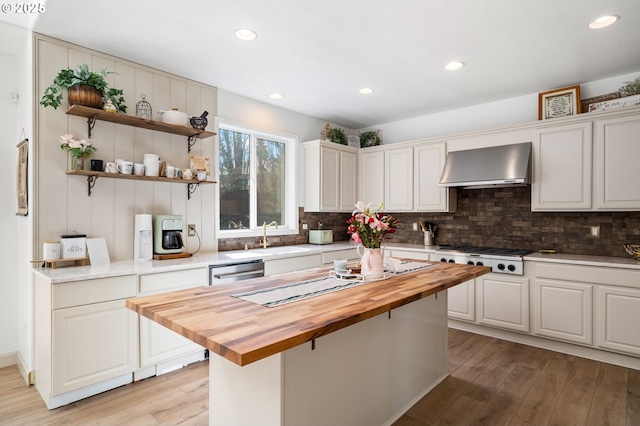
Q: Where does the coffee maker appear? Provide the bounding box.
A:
[153,215,184,254]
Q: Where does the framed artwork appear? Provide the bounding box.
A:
[16,138,28,216]
[538,85,581,120]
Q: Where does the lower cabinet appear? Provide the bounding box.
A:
[596,286,640,356]
[447,279,475,322]
[477,275,530,333]
[35,274,139,409]
[533,278,593,345]
[264,254,322,275]
[138,268,207,370]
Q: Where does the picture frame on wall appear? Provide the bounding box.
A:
[538,85,581,120]
[16,138,28,216]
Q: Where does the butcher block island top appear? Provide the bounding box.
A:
[126,260,490,366]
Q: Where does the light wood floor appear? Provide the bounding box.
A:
[1,329,638,425]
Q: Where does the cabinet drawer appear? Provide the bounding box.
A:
[535,262,640,288]
[139,268,208,294]
[321,249,358,264]
[53,275,137,310]
[264,254,322,276]
[388,249,431,261]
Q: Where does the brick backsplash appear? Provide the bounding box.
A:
[218,189,640,258]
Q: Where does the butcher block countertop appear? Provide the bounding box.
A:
[127,260,489,366]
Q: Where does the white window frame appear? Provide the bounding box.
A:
[215,117,298,239]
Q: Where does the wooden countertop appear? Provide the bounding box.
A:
[126,261,490,366]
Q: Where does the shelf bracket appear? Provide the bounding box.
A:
[86,115,98,138]
[187,135,198,153]
[187,182,200,200]
[86,175,98,197]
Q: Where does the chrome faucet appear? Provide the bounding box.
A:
[261,221,278,249]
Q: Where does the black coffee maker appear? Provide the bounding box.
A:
[153,215,184,254]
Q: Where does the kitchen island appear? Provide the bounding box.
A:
[127,260,490,426]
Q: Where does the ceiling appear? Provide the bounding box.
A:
[4,0,640,129]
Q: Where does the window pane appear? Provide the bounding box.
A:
[256,138,285,226]
[219,129,250,230]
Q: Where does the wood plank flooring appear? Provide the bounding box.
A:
[1,329,638,425]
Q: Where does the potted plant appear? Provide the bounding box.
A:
[40,63,127,113]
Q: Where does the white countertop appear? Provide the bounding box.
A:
[33,241,640,283]
[33,242,359,283]
[524,252,640,270]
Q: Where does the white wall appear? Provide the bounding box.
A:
[369,71,640,144]
[0,21,32,376]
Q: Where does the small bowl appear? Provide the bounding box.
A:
[190,116,208,130]
[623,244,640,258]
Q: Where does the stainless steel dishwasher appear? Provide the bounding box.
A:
[209,259,265,285]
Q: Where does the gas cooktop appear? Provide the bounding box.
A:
[435,245,532,275]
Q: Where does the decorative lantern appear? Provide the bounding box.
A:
[136,94,152,119]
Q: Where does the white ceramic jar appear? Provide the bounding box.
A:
[157,108,189,126]
[144,154,160,177]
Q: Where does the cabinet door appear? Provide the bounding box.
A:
[340,150,357,211]
[414,143,454,212]
[139,269,207,368]
[385,147,413,211]
[532,122,592,210]
[52,300,138,395]
[359,150,385,207]
[320,147,341,211]
[448,279,475,322]
[596,286,640,356]
[594,114,640,210]
[533,279,592,344]
[477,275,529,332]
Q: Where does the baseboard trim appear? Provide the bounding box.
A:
[16,352,33,385]
[449,320,640,370]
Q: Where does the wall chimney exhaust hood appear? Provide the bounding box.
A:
[439,142,531,189]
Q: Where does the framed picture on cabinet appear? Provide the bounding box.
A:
[538,85,581,120]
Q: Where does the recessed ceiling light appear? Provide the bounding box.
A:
[269,93,283,99]
[234,28,257,41]
[359,87,374,94]
[445,61,465,71]
[588,15,619,29]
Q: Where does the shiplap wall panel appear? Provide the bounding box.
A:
[36,35,217,261]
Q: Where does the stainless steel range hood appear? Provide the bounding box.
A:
[439,142,531,189]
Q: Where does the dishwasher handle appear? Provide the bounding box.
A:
[213,270,264,280]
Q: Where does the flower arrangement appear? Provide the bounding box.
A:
[347,201,400,248]
[59,134,97,158]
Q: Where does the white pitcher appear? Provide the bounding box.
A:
[357,244,386,278]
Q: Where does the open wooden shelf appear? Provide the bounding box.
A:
[66,170,216,199]
[65,105,216,151]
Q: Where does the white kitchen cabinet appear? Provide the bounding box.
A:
[594,113,640,210]
[138,268,207,370]
[414,142,456,212]
[596,286,640,356]
[321,248,359,265]
[303,140,358,212]
[264,254,323,275]
[477,275,529,333]
[385,146,414,211]
[533,278,592,345]
[387,248,431,261]
[531,122,592,211]
[447,279,475,322]
[358,149,385,207]
[35,273,138,409]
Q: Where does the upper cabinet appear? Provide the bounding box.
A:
[594,114,640,210]
[385,146,414,211]
[358,149,385,207]
[303,140,358,212]
[531,122,592,211]
[531,107,640,212]
[414,142,456,212]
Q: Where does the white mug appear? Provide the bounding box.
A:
[182,168,192,180]
[117,160,134,174]
[105,162,117,173]
[165,165,176,178]
[144,154,160,177]
[197,169,207,181]
[43,242,61,261]
[133,163,145,176]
